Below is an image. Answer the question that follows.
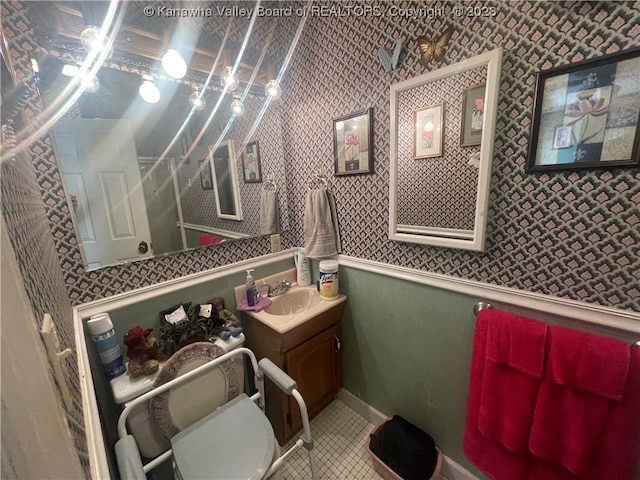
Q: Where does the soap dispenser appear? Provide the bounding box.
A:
[245,269,257,306]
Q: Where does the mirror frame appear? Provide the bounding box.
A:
[389,48,503,251]
[209,140,243,221]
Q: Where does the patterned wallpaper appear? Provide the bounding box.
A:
[4,0,640,313]
[0,2,89,473]
[396,66,485,229]
[280,0,640,312]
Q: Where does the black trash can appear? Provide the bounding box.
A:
[366,415,442,480]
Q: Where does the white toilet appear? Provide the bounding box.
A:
[109,334,246,459]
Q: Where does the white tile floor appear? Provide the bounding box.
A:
[281,400,448,480]
[282,400,382,479]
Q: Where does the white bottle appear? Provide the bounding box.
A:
[246,269,257,306]
[295,249,311,287]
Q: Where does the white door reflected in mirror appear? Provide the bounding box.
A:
[51,118,154,269]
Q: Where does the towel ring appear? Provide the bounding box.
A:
[311,166,329,188]
[262,173,277,191]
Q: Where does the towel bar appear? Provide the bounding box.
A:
[473,302,640,346]
[473,302,494,317]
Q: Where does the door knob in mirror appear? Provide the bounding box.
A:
[138,241,149,254]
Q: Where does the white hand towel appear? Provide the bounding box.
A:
[326,190,341,254]
[260,189,279,234]
[304,188,339,258]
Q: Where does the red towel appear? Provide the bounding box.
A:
[198,233,222,246]
[529,326,632,476]
[463,309,532,479]
[478,310,547,454]
[528,346,640,480]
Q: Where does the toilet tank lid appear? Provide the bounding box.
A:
[109,334,245,404]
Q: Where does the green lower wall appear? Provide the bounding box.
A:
[337,265,640,479]
[338,265,486,478]
[105,258,294,353]
[87,258,638,479]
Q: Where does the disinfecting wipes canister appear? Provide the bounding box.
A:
[319,260,339,300]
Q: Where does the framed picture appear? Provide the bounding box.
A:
[242,141,262,183]
[526,48,640,172]
[413,103,444,158]
[460,84,486,146]
[199,160,213,190]
[333,107,373,175]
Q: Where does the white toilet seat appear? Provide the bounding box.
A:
[172,394,275,480]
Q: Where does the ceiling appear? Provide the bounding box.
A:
[28,1,270,89]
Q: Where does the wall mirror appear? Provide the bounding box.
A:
[29,1,291,271]
[389,48,503,251]
[209,140,243,221]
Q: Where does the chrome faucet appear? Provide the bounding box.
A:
[266,279,291,297]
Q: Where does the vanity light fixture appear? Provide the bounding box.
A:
[230,93,244,116]
[221,65,239,91]
[162,49,187,79]
[139,76,160,104]
[265,79,281,100]
[80,25,113,59]
[189,87,206,111]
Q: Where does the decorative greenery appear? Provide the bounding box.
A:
[158,304,226,356]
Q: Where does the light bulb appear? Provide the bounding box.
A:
[221,66,239,91]
[231,98,244,116]
[162,49,187,79]
[139,77,160,104]
[80,26,113,59]
[189,88,206,111]
[81,75,100,93]
[265,79,281,100]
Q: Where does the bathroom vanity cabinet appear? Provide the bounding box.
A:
[240,300,345,444]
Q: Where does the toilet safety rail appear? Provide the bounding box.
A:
[116,347,319,479]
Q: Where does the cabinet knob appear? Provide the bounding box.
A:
[335,335,341,352]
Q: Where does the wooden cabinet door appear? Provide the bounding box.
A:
[285,323,341,435]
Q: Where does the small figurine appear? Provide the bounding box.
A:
[123,326,161,377]
[209,297,243,341]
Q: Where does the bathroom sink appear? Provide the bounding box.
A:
[238,281,346,334]
[264,288,322,315]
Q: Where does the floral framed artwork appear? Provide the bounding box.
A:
[199,160,213,190]
[333,107,373,175]
[526,48,640,172]
[460,84,485,146]
[413,103,444,158]
[242,141,262,183]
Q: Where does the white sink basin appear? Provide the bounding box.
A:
[264,288,322,315]
[243,284,346,333]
